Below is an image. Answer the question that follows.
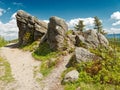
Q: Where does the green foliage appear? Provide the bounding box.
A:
[64,82,120,90]
[8,39,18,43]
[0,57,14,83]
[0,36,8,47]
[32,43,59,61]
[94,16,107,35]
[62,45,120,89]
[23,32,31,41]
[32,43,62,77]
[40,59,56,76]
[66,30,73,35]
[74,20,85,32]
[64,84,76,90]
[108,38,120,48]
[20,41,39,52]
[94,16,102,33]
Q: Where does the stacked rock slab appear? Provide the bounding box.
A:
[16,10,47,46]
[83,30,109,48]
[46,16,68,51]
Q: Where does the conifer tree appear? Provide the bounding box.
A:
[74,20,85,32]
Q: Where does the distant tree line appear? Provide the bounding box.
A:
[74,16,107,35]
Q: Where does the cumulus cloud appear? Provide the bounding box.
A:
[0,8,6,16]
[0,13,18,40]
[112,21,120,26]
[111,11,120,20]
[111,11,120,26]
[67,17,94,29]
[104,28,120,34]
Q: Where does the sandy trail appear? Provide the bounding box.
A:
[41,54,72,90]
[0,44,41,90]
[0,44,72,90]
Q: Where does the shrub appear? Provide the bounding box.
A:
[0,36,8,47]
[62,46,120,89]
[20,41,39,52]
[32,43,59,61]
[32,43,62,77]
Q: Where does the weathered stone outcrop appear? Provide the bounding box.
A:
[83,30,109,48]
[16,10,47,46]
[67,30,109,49]
[75,47,96,63]
[43,16,68,51]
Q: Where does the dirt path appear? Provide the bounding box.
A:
[0,45,41,90]
[0,44,72,90]
[41,54,72,90]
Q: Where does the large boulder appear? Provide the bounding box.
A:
[75,47,96,63]
[46,16,68,51]
[83,30,109,48]
[63,70,79,83]
[16,10,47,46]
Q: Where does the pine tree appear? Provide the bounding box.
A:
[74,20,85,32]
[94,16,102,33]
[94,16,107,35]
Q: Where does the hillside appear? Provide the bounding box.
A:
[0,10,120,90]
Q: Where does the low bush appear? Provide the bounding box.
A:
[20,41,39,52]
[32,43,62,77]
[32,43,60,61]
[62,46,120,90]
[0,36,8,47]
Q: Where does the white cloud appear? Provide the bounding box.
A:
[13,2,23,6]
[0,13,18,40]
[111,11,120,20]
[104,28,120,34]
[0,8,6,16]
[111,11,120,26]
[11,12,16,19]
[112,20,120,26]
[43,20,49,23]
[67,17,94,29]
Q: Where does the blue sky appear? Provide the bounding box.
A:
[0,0,120,40]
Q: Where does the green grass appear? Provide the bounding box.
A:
[64,82,120,90]
[32,43,62,77]
[20,41,39,52]
[32,43,60,61]
[8,39,18,43]
[40,61,55,76]
[66,30,73,35]
[62,44,120,90]
[0,57,14,83]
[0,36,8,47]
[108,38,120,47]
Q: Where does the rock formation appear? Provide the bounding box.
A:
[16,10,47,46]
[42,16,68,51]
[75,47,96,63]
[83,30,109,48]
[68,30,109,49]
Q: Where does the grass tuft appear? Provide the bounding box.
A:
[0,57,14,83]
